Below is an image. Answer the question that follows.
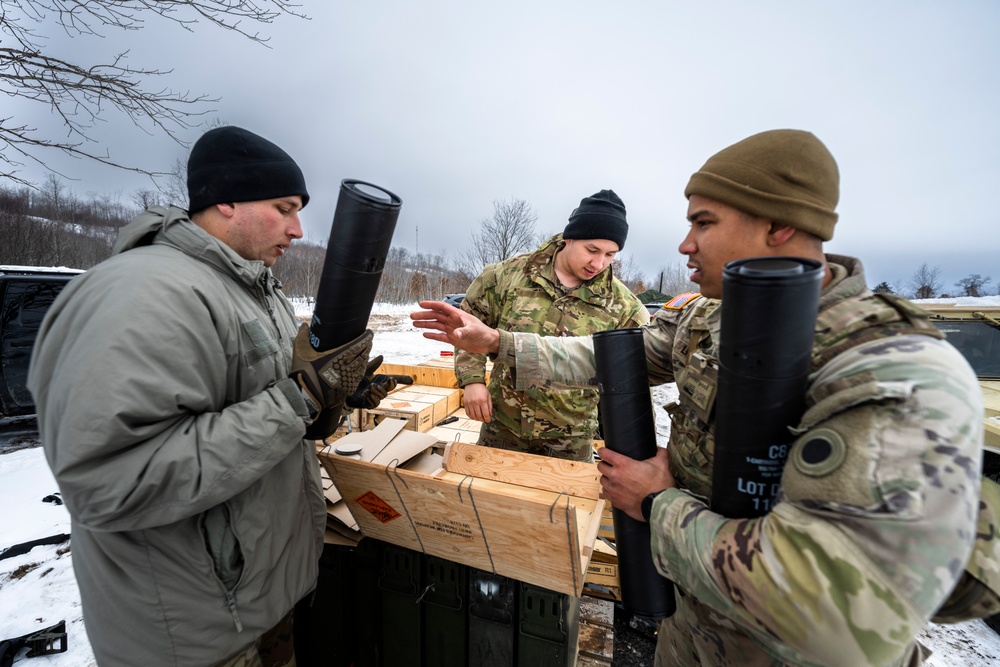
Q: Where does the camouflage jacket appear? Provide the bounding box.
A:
[456,235,648,448]
[500,255,984,667]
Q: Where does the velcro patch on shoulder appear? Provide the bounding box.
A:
[663,292,703,310]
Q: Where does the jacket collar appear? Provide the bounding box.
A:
[524,234,619,306]
[114,206,271,289]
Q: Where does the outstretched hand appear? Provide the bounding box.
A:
[410,301,501,355]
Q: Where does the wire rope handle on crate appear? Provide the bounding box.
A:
[549,491,579,593]
[382,458,426,555]
[457,475,496,574]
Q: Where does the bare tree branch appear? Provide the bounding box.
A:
[461,198,539,274]
[0,1,307,185]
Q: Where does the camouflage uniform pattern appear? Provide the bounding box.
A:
[212,609,296,667]
[456,234,648,461]
[503,255,985,666]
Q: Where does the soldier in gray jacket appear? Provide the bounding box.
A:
[28,126,382,667]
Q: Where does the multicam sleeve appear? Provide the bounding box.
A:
[511,317,678,391]
[510,332,598,391]
[649,335,984,667]
[454,266,498,387]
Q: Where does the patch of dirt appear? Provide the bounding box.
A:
[367,313,405,330]
[9,562,40,580]
[294,312,406,332]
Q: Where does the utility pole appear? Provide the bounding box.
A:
[415,225,419,256]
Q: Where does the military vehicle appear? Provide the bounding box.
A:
[1,266,83,418]
[923,302,1000,478]
[917,302,1000,634]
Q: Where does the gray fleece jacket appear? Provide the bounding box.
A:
[28,206,325,666]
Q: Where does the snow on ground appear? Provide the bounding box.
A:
[912,296,1000,306]
[2,302,998,666]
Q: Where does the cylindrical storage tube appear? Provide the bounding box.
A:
[305,180,401,440]
[593,328,675,620]
[710,257,823,518]
[308,180,402,351]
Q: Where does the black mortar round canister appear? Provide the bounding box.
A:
[594,327,675,620]
[710,256,823,518]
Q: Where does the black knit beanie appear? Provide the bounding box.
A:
[187,126,310,213]
[563,189,628,249]
[684,129,839,240]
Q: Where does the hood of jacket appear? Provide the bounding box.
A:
[114,206,271,290]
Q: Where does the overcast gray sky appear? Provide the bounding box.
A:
[12,1,1000,293]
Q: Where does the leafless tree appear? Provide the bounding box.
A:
[159,159,190,207]
[132,188,164,211]
[654,260,698,298]
[1,1,306,186]
[610,254,645,292]
[272,237,326,301]
[461,198,539,274]
[955,274,992,298]
[908,263,943,299]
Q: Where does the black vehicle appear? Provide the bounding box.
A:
[644,302,666,317]
[443,293,465,307]
[0,266,83,417]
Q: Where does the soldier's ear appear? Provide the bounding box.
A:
[766,222,797,247]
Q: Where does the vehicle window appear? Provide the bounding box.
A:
[933,320,1000,377]
[2,280,65,409]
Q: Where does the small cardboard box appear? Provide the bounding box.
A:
[598,505,616,542]
[319,430,604,596]
[318,418,439,539]
[427,407,483,443]
[363,384,457,432]
[585,561,619,588]
[411,384,462,415]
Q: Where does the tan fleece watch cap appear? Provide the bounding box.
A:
[684,129,840,241]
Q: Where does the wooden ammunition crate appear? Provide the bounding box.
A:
[319,438,604,596]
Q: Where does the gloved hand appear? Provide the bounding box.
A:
[290,324,374,423]
[345,356,396,410]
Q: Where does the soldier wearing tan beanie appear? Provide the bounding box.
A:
[685,129,840,241]
[412,128,989,667]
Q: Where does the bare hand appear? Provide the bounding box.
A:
[462,383,492,423]
[410,301,500,354]
[597,447,674,522]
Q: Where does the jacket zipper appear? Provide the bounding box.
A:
[258,274,284,343]
[201,504,246,633]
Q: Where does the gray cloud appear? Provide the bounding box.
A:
[17,1,1000,290]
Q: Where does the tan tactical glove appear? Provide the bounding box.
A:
[290,324,373,436]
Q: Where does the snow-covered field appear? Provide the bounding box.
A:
[2,301,998,666]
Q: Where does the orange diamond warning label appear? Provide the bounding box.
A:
[355,491,401,524]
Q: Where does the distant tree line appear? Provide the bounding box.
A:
[7,179,986,302]
[0,179,470,303]
[872,262,996,299]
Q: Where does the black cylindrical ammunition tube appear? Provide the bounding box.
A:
[304,180,401,440]
[594,328,676,620]
[308,180,402,352]
[710,257,823,518]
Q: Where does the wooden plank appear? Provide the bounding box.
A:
[442,440,603,500]
[320,451,603,596]
[377,362,461,389]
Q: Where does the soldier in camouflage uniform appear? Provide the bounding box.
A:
[456,189,648,462]
[414,130,993,666]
